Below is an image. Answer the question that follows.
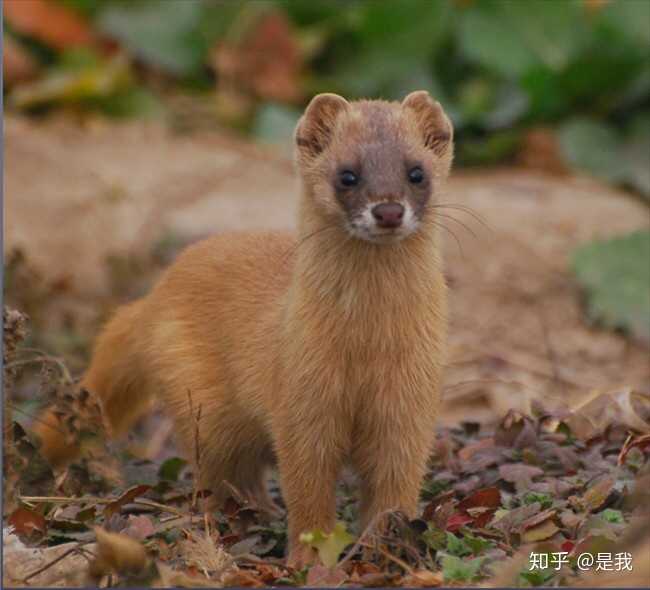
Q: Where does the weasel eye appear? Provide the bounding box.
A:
[339,170,359,187]
[408,166,424,184]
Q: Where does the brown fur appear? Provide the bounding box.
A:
[33,91,453,565]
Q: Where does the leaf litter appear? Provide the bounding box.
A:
[3,307,650,587]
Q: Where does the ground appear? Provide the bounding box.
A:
[3,114,649,587]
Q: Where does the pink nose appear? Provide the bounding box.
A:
[372,203,404,228]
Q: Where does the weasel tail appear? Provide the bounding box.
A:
[34,91,453,566]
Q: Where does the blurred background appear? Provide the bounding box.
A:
[3,0,649,420]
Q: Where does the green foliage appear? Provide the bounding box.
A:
[572,230,650,343]
[559,116,650,199]
[522,491,554,510]
[441,554,486,583]
[157,457,188,482]
[601,508,625,524]
[5,0,650,195]
[519,566,556,587]
[96,1,208,76]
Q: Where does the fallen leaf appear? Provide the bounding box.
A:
[458,437,496,462]
[300,521,355,569]
[4,0,96,50]
[446,512,474,532]
[8,507,47,539]
[570,477,614,512]
[458,487,502,511]
[520,508,558,531]
[498,463,544,491]
[221,568,266,587]
[104,483,151,519]
[495,410,538,448]
[89,527,148,579]
[156,562,217,587]
[3,36,38,87]
[400,569,443,587]
[521,519,560,543]
[306,564,348,587]
[492,503,541,537]
[123,515,155,540]
[618,433,650,465]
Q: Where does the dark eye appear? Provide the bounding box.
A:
[339,170,359,187]
[408,166,424,184]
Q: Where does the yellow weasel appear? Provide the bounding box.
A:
[34,91,453,566]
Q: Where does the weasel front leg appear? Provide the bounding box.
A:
[273,390,349,567]
[352,394,437,535]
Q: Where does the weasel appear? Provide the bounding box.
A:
[34,91,453,565]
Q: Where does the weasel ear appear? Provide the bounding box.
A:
[402,91,453,156]
[295,93,349,161]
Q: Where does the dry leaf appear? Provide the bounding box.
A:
[212,10,302,103]
[306,564,348,587]
[3,36,38,87]
[123,515,155,541]
[104,483,151,519]
[400,569,444,587]
[570,477,615,512]
[7,507,47,540]
[155,562,218,588]
[521,519,560,543]
[89,527,148,579]
[498,463,544,490]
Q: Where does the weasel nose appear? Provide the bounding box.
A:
[372,203,404,228]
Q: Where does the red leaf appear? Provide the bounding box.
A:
[3,0,96,50]
[8,507,47,538]
[457,486,501,511]
[618,433,650,465]
[446,512,474,532]
[104,484,151,518]
[561,540,575,553]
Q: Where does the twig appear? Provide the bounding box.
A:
[336,509,394,568]
[19,494,188,518]
[360,541,415,575]
[19,495,111,505]
[187,389,203,512]
[23,541,93,583]
[132,498,188,517]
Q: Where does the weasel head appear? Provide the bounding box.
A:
[295,91,454,244]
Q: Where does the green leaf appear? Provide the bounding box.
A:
[441,554,486,583]
[601,508,625,524]
[462,532,495,555]
[523,492,553,510]
[96,0,206,75]
[458,0,586,78]
[572,230,650,343]
[422,525,447,551]
[446,532,472,557]
[519,567,555,587]
[253,103,301,145]
[558,118,626,183]
[621,115,650,199]
[299,521,355,568]
[157,457,188,482]
[598,0,650,47]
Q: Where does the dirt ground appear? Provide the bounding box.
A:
[4,113,650,424]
